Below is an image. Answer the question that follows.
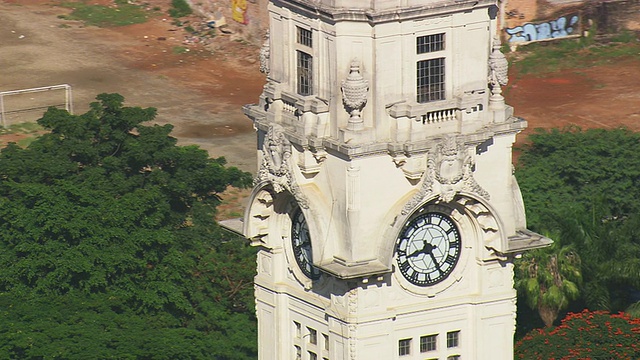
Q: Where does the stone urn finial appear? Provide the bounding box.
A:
[489,36,508,110]
[341,58,369,131]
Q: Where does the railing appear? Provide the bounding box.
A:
[282,99,297,115]
[419,107,457,124]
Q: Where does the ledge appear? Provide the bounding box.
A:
[318,257,391,279]
[504,229,553,254]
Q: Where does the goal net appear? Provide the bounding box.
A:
[0,84,73,128]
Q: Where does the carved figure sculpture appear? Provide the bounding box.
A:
[257,124,309,208]
[402,136,489,214]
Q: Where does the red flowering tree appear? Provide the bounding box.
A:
[515,310,640,359]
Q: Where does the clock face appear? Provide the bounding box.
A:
[396,212,461,286]
[291,208,321,280]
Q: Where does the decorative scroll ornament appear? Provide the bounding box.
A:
[257,124,309,208]
[488,37,509,108]
[259,31,270,75]
[402,136,489,214]
[341,58,369,131]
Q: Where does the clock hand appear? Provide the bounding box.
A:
[429,252,442,274]
[407,240,430,258]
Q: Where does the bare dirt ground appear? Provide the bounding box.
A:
[2,0,640,217]
[507,57,640,144]
[0,0,265,173]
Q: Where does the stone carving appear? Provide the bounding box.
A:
[259,31,270,75]
[257,124,309,208]
[456,197,501,254]
[348,324,357,360]
[347,287,358,360]
[402,136,489,214]
[348,287,358,315]
[246,189,273,247]
[488,37,508,109]
[341,58,368,131]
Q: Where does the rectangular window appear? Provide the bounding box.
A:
[398,338,412,356]
[447,331,460,348]
[294,321,302,338]
[447,356,461,360]
[417,58,445,103]
[308,327,317,345]
[417,33,445,54]
[309,351,317,360]
[323,333,329,351]
[297,51,313,96]
[297,27,313,47]
[295,345,302,360]
[420,334,438,352]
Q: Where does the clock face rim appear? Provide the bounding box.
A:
[395,211,462,287]
[291,208,321,280]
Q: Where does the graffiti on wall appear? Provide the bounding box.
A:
[505,14,580,43]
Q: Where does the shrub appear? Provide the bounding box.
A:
[515,310,640,359]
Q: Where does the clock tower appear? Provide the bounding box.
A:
[242,0,550,359]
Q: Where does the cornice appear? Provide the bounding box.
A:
[273,0,496,24]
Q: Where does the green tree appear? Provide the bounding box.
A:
[0,94,256,359]
[515,238,582,327]
[516,127,640,322]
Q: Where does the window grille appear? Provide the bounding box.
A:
[398,338,412,356]
[420,334,438,352]
[297,51,313,96]
[417,58,445,103]
[297,27,312,47]
[447,331,460,348]
[417,33,445,54]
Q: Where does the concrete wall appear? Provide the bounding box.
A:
[186,0,270,44]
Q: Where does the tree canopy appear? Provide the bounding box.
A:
[0,94,257,359]
[515,127,640,327]
[515,310,640,359]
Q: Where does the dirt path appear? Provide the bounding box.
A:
[0,0,265,172]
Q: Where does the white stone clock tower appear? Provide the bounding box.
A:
[242,0,551,359]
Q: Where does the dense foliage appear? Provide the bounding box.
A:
[0,94,256,359]
[515,127,640,326]
[515,310,640,359]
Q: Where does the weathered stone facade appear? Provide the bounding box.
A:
[242,0,551,359]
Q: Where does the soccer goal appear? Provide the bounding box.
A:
[0,84,73,128]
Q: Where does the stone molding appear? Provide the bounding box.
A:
[272,0,496,24]
[402,136,489,215]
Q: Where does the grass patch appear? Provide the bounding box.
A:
[61,1,148,27]
[171,46,189,54]
[610,30,637,43]
[1,122,44,135]
[169,0,192,18]
[0,122,46,148]
[509,35,640,75]
[16,136,39,148]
